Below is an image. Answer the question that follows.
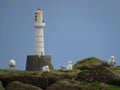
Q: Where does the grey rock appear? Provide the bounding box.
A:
[5,81,42,90]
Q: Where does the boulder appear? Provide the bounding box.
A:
[74,57,120,86]
[5,81,42,90]
[47,80,81,90]
[73,57,108,70]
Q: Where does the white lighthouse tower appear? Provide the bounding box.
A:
[26,9,53,71]
[34,9,45,56]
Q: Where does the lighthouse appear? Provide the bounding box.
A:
[34,9,45,56]
[26,9,53,71]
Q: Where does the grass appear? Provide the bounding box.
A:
[1,56,120,90]
[76,57,101,64]
[47,79,120,90]
[0,69,42,76]
[90,81,120,90]
[111,66,120,74]
[74,81,120,90]
[0,68,80,79]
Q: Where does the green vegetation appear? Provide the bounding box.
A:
[0,69,42,76]
[81,81,120,90]
[1,57,120,90]
[111,66,120,73]
[73,57,108,70]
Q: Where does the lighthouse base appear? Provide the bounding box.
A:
[26,55,53,71]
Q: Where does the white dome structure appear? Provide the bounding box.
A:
[9,59,16,68]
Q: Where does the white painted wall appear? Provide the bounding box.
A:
[34,9,45,56]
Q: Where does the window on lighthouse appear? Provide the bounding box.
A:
[35,15,37,21]
[35,12,37,21]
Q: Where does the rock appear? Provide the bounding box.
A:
[74,57,120,86]
[0,81,4,90]
[0,74,59,90]
[5,81,42,90]
[47,80,81,90]
[73,57,108,70]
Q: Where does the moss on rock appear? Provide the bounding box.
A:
[73,57,108,70]
[47,80,81,90]
[1,57,120,90]
[5,81,42,90]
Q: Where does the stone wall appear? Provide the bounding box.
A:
[26,55,53,71]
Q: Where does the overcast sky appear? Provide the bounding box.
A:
[0,0,120,70]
